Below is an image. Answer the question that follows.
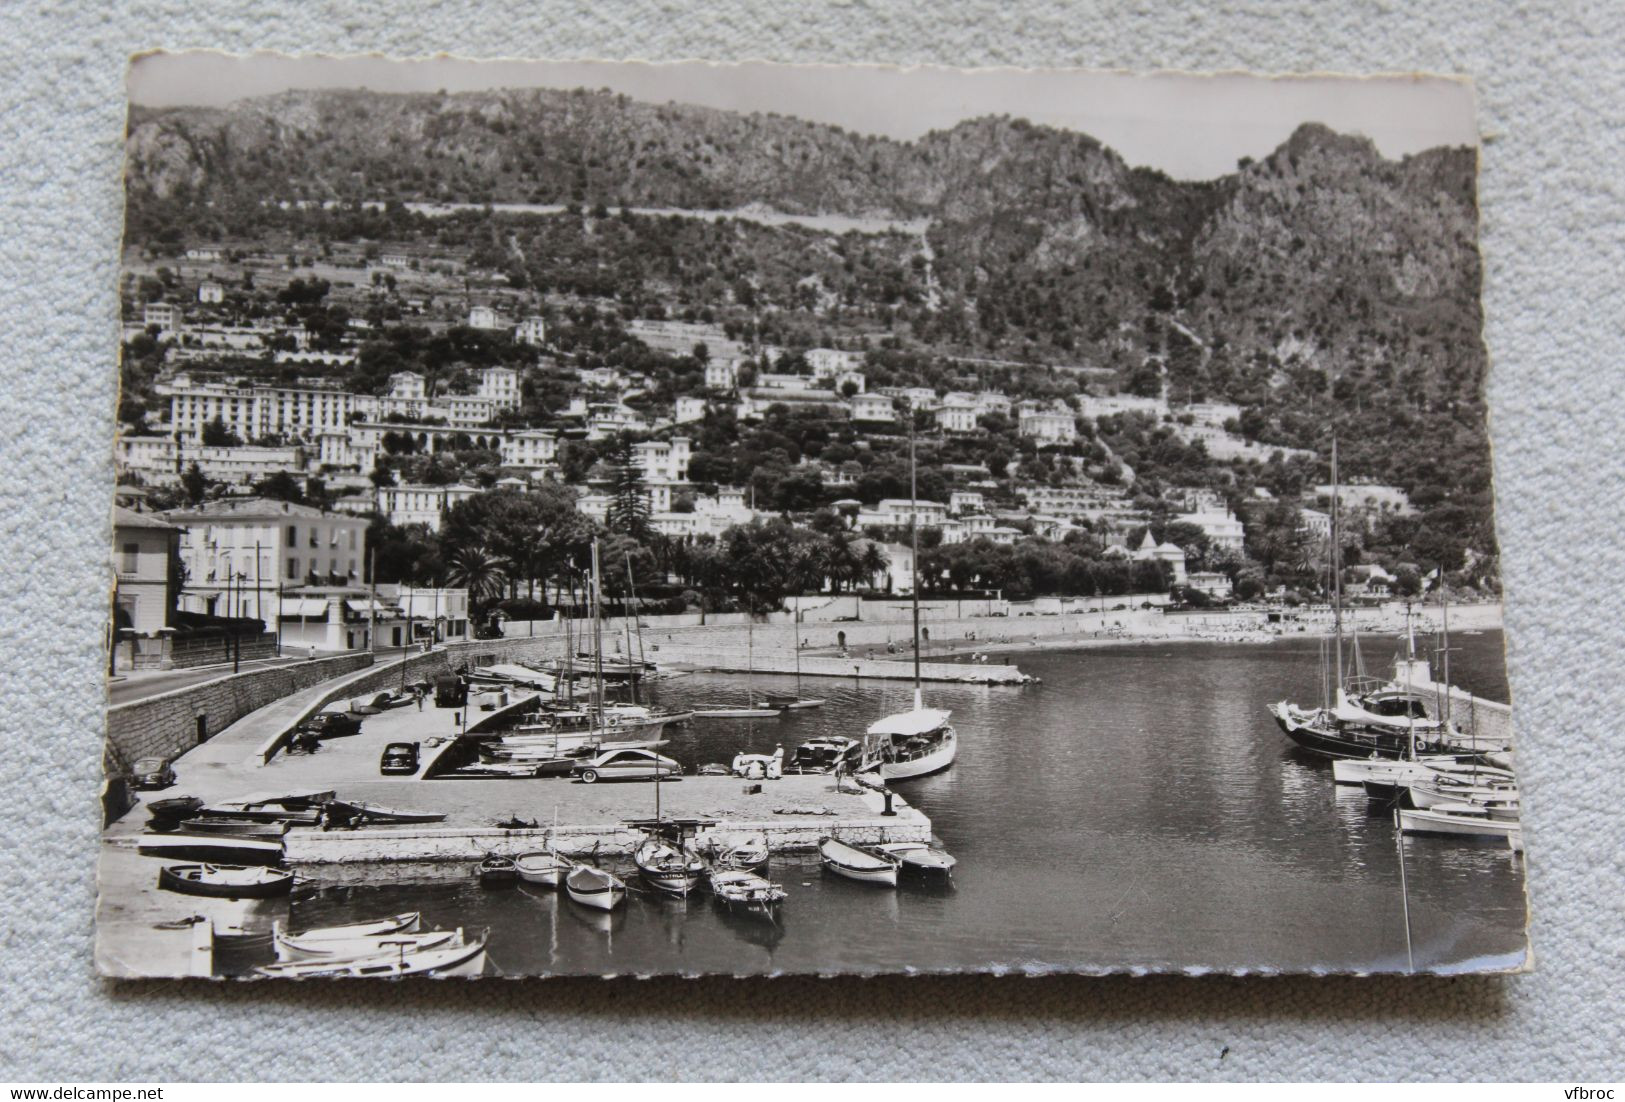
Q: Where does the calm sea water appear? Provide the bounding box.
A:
[239,630,1527,977]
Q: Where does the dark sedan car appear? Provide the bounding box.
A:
[379,741,421,776]
[296,712,363,740]
[130,756,176,790]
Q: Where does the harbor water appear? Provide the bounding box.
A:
[243,631,1527,977]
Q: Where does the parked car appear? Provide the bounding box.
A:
[571,748,683,784]
[130,756,176,790]
[379,741,420,776]
[296,712,363,740]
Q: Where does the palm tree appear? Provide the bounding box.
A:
[857,541,889,591]
[445,546,510,628]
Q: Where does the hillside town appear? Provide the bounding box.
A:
[111,222,1469,670]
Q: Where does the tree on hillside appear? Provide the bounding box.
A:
[201,417,242,447]
[605,436,652,542]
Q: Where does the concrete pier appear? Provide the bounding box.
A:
[98,658,934,974]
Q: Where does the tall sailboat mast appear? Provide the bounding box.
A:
[909,414,922,710]
[590,540,605,718]
[1331,437,1344,693]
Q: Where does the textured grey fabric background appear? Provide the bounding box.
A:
[2,0,1621,1081]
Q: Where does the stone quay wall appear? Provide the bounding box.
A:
[104,653,371,774]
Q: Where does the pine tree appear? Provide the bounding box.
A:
[605,436,652,542]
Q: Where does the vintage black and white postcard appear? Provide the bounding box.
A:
[99,54,1524,978]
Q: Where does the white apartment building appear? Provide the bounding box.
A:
[859,498,950,530]
[501,428,559,470]
[936,394,980,433]
[704,358,740,391]
[1299,508,1333,539]
[163,498,369,626]
[675,396,707,424]
[477,366,521,410]
[468,305,505,330]
[1018,407,1078,447]
[117,436,307,486]
[850,393,896,422]
[878,386,939,410]
[632,437,691,484]
[159,375,363,444]
[144,303,184,332]
[1175,508,1246,552]
[515,316,548,346]
[949,491,985,515]
[377,483,480,530]
[197,282,225,305]
[586,404,647,441]
[806,348,864,378]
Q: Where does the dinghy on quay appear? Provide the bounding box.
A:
[253,933,489,978]
[138,833,285,866]
[322,800,447,826]
[176,816,290,839]
[565,864,627,911]
[819,837,901,887]
[157,863,293,898]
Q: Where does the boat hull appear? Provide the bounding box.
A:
[565,868,627,911]
[273,927,461,963]
[1398,806,1523,843]
[254,937,488,978]
[138,834,285,866]
[819,839,899,886]
[514,853,573,887]
[881,730,957,781]
[157,863,293,898]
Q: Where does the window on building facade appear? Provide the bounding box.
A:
[121,542,140,573]
[287,557,299,580]
[286,524,297,544]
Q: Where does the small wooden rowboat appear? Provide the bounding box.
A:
[565,864,627,911]
[145,796,204,821]
[278,912,421,943]
[476,854,518,886]
[253,933,489,978]
[874,841,957,878]
[634,837,707,896]
[272,924,463,963]
[157,863,294,899]
[514,851,574,887]
[177,816,291,838]
[708,868,786,913]
[819,837,900,887]
[711,834,770,873]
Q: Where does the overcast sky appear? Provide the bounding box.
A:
[128,54,1477,181]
